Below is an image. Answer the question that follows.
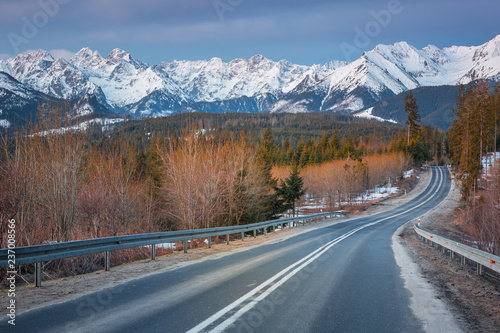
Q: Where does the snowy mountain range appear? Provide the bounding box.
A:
[1,35,499,129]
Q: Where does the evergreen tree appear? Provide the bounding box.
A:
[318,132,329,161]
[277,165,306,217]
[404,90,429,164]
[449,81,494,199]
[341,138,355,158]
[295,139,305,166]
[256,127,287,218]
[404,90,421,145]
[258,127,279,166]
[493,83,500,154]
[328,130,341,159]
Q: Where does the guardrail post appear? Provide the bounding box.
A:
[273,225,276,233]
[263,227,267,235]
[183,240,188,253]
[241,232,244,241]
[35,262,42,287]
[151,244,156,260]
[226,234,230,245]
[414,223,500,279]
[253,229,256,238]
[208,237,212,248]
[105,251,111,271]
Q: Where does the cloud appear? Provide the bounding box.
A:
[49,49,76,60]
[0,54,12,60]
[18,49,75,60]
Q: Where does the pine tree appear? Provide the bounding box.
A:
[404,90,420,146]
[449,82,491,199]
[258,127,278,166]
[329,130,341,159]
[493,83,500,158]
[341,138,355,158]
[255,127,287,219]
[318,132,329,162]
[277,165,306,217]
[404,90,429,164]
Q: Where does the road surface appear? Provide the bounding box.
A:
[2,166,451,332]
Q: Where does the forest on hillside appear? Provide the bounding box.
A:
[449,80,500,255]
[0,97,448,278]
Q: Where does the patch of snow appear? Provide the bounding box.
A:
[403,169,417,179]
[76,104,93,117]
[0,119,10,128]
[154,243,177,250]
[33,118,126,136]
[354,107,398,124]
[357,184,399,202]
[482,152,500,170]
[292,182,400,217]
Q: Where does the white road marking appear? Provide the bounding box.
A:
[187,167,445,333]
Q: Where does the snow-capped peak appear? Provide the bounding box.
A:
[107,48,131,62]
[1,35,499,118]
[106,48,148,69]
[26,49,55,63]
[71,47,105,68]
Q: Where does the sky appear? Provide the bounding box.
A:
[0,0,499,66]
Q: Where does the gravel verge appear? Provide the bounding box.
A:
[395,171,500,333]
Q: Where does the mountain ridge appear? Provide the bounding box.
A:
[1,35,499,129]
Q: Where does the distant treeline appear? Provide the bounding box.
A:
[103,112,403,150]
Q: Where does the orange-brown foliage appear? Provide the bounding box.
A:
[456,166,500,255]
[273,153,410,211]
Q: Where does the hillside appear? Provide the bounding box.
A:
[0,36,499,130]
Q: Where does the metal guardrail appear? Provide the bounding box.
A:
[0,211,345,287]
[414,224,500,276]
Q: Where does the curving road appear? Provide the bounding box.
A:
[2,167,451,333]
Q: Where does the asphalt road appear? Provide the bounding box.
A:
[2,166,451,333]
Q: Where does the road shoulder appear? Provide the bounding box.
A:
[394,171,500,333]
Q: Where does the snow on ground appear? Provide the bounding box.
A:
[293,181,401,216]
[33,118,126,136]
[154,243,177,250]
[360,183,399,201]
[0,119,10,128]
[353,107,398,124]
[482,152,500,172]
[403,169,418,179]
